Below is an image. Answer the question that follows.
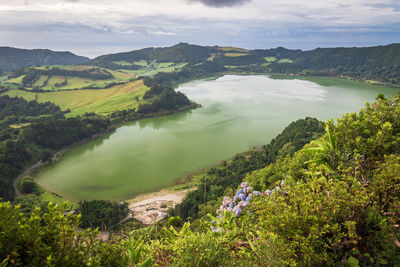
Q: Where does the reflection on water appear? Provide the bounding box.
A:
[134,109,193,130]
[37,75,399,200]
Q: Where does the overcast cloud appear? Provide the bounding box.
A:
[188,0,251,7]
[0,0,399,57]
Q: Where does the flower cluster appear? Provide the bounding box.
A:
[216,180,286,218]
[210,221,222,233]
[217,182,262,217]
[264,180,284,196]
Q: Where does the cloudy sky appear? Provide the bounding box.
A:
[1,0,400,57]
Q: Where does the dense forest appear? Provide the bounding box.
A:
[0,95,64,126]
[266,44,400,85]
[77,200,129,230]
[0,115,110,201]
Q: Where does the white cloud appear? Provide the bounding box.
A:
[0,0,399,56]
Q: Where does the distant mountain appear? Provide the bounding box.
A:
[90,43,400,85]
[90,43,218,68]
[264,44,400,85]
[6,43,399,85]
[0,47,89,72]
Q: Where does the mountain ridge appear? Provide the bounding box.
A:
[0,47,89,72]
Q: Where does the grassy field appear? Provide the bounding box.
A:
[2,62,187,92]
[119,62,187,76]
[112,60,133,66]
[218,46,249,52]
[3,65,137,91]
[2,80,148,116]
[278,58,293,63]
[264,57,277,62]
[38,191,78,209]
[207,53,216,61]
[133,60,149,66]
[224,52,249,57]
[7,75,25,84]
[32,75,48,88]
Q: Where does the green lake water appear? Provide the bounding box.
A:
[36,75,399,200]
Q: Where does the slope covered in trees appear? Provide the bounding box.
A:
[1,95,399,266]
[91,43,217,67]
[0,95,64,126]
[174,117,325,220]
[267,43,400,85]
[0,78,195,202]
[88,42,400,86]
[0,115,110,201]
[0,47,89,71]
[135,95,400,266]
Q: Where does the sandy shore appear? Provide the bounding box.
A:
[128,189,193,225]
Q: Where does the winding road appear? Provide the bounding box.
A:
[13,152,57,197]
[13,160,43,197]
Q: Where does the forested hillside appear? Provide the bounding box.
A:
[0,74,196,201]
[91,43,217,68]
[87,42,400,86]
[0,95,64,126]
[1,95,400,266]
[1,42,400,266]
[267,43,400,85]
[0,47,89,71]
[174,117,325,220]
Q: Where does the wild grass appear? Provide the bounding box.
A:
[2,80,148,117]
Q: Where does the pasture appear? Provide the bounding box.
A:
[224,52,249,57]
[2,80,148,117]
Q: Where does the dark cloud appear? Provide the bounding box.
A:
[189,0,251,8]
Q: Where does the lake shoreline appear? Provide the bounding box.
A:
[29,74,399,203]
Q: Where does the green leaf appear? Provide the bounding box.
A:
[346,256,359,267]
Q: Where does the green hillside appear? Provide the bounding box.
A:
[265,44,400,85]
[1,97,400,266]
[0,47,89,71]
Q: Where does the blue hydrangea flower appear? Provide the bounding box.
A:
[253,190,261,196]
[235,208,242,217]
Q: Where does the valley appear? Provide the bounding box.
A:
[1,42,400,266]
[32,75,398,200]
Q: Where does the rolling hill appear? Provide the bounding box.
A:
[0,47,89,72]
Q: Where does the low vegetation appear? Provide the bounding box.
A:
[1,43,400,266]
[173,117,325,220]
[77,200,129,230]
[1,96,399,266]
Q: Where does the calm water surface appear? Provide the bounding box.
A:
[36,75,399,200]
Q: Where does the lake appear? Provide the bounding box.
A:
[36,75,399,200]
